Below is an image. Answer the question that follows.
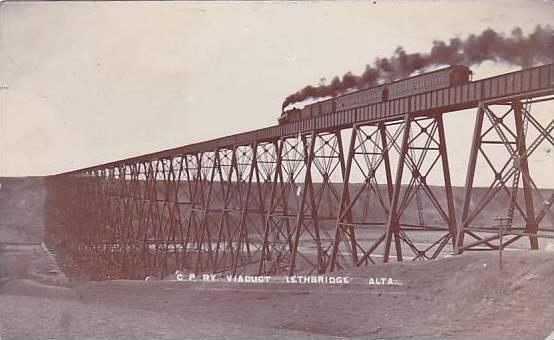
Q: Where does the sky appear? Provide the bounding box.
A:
[0,0,552,187]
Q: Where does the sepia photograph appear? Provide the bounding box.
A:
[0,0,553,339]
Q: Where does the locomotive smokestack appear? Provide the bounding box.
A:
[282,25,553,110]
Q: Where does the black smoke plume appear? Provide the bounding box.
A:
[282,25,553,110]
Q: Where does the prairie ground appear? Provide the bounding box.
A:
[1,177,553,340]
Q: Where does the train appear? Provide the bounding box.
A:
[278,65,472,124]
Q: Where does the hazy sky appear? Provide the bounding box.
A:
[0,0,552,186]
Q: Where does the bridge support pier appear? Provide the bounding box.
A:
[330,113,457,271]
[257,130,348,275]
[382,113,457,263]
[456,99,553,253]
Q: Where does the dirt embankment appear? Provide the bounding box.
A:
[0,177,45,243]
[2,251,553,339]
[0,177,65,286]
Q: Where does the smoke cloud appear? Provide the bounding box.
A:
[282,25,553,110]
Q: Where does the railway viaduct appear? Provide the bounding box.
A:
[45,63,554,280]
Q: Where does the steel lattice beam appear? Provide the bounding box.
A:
[44,64,554,280]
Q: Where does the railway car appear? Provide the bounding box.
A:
[335,85,385,111]
[298,98,335,120]
[300,105,312,120]
[278,64,472,124]
[387,65,471,100]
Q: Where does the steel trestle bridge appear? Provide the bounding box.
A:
[45,64,554,280]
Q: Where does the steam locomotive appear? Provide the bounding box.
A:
[278,65,472,124]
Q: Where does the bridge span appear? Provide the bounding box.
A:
[45,64,554,280]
